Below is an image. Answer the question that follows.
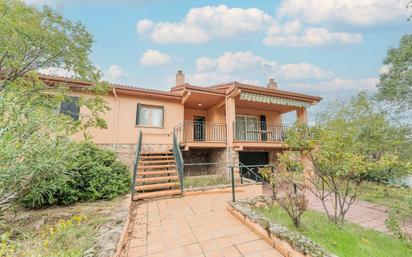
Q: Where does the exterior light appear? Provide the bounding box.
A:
[197,102,203,107]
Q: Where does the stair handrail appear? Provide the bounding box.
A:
[238,162,268,183]
[131,130,143,199]
[173,129,184,193]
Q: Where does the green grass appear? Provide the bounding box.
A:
[359,182,412,210]
[257,204,412,257]
[184,175,230,188]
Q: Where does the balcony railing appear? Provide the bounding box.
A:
[174,121,227,144]
[233,121,290,142]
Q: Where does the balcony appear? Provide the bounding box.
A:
[233,121,290,143]
[174,121,227,148]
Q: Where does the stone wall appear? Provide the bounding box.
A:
[183,148,228,176]
[100,144,136,171]
[99,144,173,171]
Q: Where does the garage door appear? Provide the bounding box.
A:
[239,152,268,181]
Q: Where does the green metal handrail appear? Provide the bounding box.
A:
[239,162,275,183]
[131,130,142,199]
[173,130,184,193]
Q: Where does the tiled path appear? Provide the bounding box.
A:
[125,185,283,257]
[307,192,390,233]
[308,192,412,235]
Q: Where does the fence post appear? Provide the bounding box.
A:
[231,166,235,202]
[240,166,243,184]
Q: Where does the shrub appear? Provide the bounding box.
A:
[22,141,130,208]
[261,160,308,228]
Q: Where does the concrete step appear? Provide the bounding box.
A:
[136,176,178,183]
[135,182,179,191]
[138,170,177,177]
[133,189,181,200]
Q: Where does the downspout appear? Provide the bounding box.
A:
[225,86,237,173]
[225,93,230,173]
[112,87,120,150]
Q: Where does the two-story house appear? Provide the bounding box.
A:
[41,70,321,200]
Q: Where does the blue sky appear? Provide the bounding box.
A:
[29,0,411,122]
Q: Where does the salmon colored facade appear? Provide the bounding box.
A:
[41,71,321,174]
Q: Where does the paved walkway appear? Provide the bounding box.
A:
[307,192,412,235]
[307,192,390,233]
[124,185,283,257]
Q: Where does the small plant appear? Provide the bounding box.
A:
[261,158,308,228]
[386,205,412,241]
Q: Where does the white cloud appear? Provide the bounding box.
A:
[38,67,74,77]
[278,63,333,80]
[136,19,153,34]
[137,5,272,44]
[104,64,128,82]
[379,64,391,75]
[205,51,277,73]
[263,24,362,47]
[288,77,378,93]
[190,51,332,85]
[139,49,171,66]
[278,0,409,26]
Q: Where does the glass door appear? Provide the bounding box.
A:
[236,115,259,141]
[193,116,205,141]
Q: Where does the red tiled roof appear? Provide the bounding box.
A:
[38,74,321,103]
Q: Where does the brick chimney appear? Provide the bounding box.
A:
[176,70,185,86]
[267,78,277,89]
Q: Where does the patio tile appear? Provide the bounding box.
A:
[204,246,242,257]
[236,239,271,256]
[200,237,233,252]
[124,185,285,256]
[128,245,146,257]
[228,231,260,245]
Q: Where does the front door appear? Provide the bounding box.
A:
[193,116,205,141]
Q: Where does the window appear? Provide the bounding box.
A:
[60,96,80,120]
[235,115,259,140]
[136,104,164,127]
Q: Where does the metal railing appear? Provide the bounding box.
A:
[173,131,184,194]
[233,121,291,142]
[174,121,226,144]
[131,130,143,199]
[238,162,270,183]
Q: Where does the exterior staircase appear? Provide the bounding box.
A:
[133,151,182,200]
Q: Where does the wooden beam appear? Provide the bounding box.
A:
[229,89,241,98]
[216,99,225,109]
[181,91,191,104]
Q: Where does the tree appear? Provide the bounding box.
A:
[0,0,109,217]
[317,92,411,183]
[281,123,369,224]
[376,34,412,112]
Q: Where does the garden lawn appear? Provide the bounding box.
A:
[257,204,412,257]
[360,182,412,210]
[184,175,230,188]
